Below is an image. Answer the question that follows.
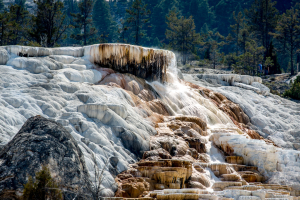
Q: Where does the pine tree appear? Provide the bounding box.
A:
[0,0,4,11]
[189,0,214,33]
[245,0,279,51]
[23,165,63,200]
[150,0,178,41]
[29,0,70,47]
[230,11,244,56]
[236,40,264,75]
[72,0,96,45]
[8,3,30,45]
[64,0,79,17]
[0,11,11,46]
[126,0,150,45]
[266,41,281,74]
[201,31,225,68]
[166,8,201,64]
[271,5,300,75]
[15,0,26,8]
[93,0,116,42]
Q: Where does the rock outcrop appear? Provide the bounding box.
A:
[0,116,90,198]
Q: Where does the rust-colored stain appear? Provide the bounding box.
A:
[89,44,174,83]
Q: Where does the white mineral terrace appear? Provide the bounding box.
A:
[0,44,299,199]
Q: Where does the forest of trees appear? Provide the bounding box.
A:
[0,0,299,75]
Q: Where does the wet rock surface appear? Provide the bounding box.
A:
[0,116,90,197]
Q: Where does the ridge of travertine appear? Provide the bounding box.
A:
[0,44,299,199]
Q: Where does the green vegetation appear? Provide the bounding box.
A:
[0,0,299,75]
[284,76,300,100]
[23,165,63,200]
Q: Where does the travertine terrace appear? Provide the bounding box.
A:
[0,44,299,199]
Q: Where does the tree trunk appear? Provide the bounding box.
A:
[84,23,87,45]
[291,50,294,76]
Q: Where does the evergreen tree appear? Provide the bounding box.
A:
[0,0,4,11]
[230,11,244,56]
[8,3,29,45]
[266,41,281,74]
[284,76,300,100]
[72,0,96,45]
[189,0,214,33]
[64,0,79,17]
[23,165,63,200]
[15,0,26,8]
[150,0,178,41]
[93,0,116,42]
[29,0,70,47]
[166,8,201,64]
[126,0,150,45]
[245,0,279,51]
[236,40,264,75]
[271,5,300,75]
[201,31,225,68]
[201,23,210,34]
[0,11,11,46]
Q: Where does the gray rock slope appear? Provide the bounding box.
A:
[0,116,90,198]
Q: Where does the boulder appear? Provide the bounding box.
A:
[0,116,91,198]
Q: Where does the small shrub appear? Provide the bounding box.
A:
[283,76,300,100]
[23,165,63,200]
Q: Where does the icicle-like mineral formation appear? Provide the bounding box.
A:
[85,44,175,82]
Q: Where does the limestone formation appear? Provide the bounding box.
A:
[0,44,299,200]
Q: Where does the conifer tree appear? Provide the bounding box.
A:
[189,0,214,33]
[64,0,79,17]
[0,0,4,11]
[245,0,279,51]
[150,0,178,41]
[23,165,63,200]
[93,0,116,42]
[29,0,70,47]
[271,5,300,75]
[166,8,201,64]
[230,11,244,56]
[72,0,96,45]
[0,11,11,46]
[126,0,150,45]
[8,3,29,45]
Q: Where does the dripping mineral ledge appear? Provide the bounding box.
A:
[1,44,176,82]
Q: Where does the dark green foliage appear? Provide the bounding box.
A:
[271,5,300,75]
[0,11,11,46]
[71,0,96,45]
[22,165,63,200]
[125,0,150,45]
[266,42,281,74]
[245,0,278,51]
[166,8,201,64]
[189,0,214,33]
[15,0,26,8]
[93,0,116,42]
[0,0,4,11]
[64,0,79,17]
[29,0,70,47]
[8,3,29,45]
[284,76,300,100]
